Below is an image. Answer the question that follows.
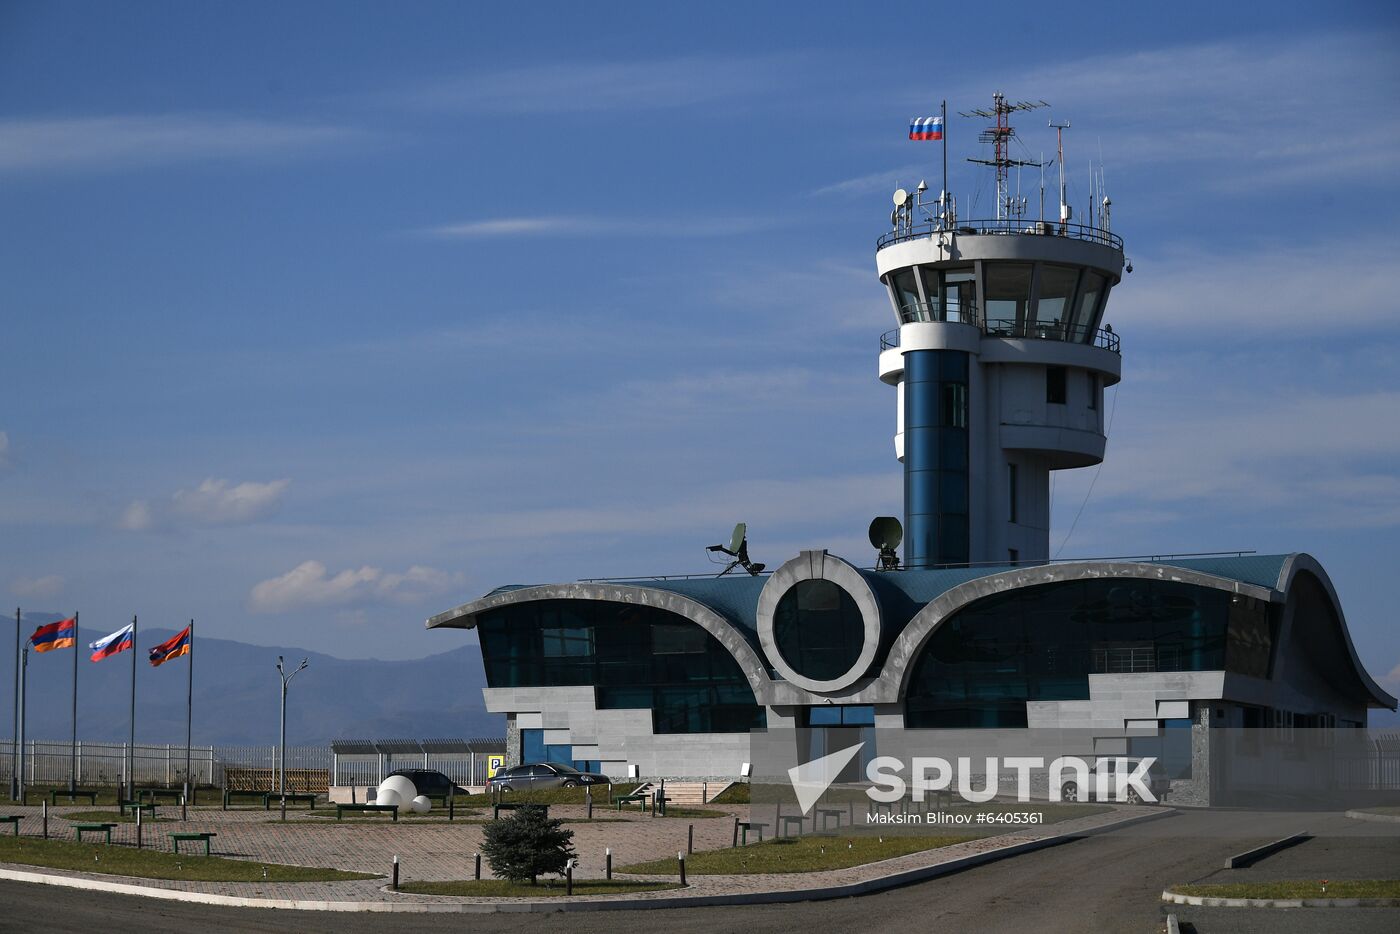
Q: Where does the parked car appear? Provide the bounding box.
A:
[385,768,469,798]
[487,762,610,793]
[1059,757,1167,804]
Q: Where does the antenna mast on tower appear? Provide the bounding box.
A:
[960,92,1047,221]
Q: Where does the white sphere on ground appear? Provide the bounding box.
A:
[410,795,432,814]
[375,788,403,808]
[377,775,417,804]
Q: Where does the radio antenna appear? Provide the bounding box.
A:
[960,92,1048,221]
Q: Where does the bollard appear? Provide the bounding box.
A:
[181,791,187,823]
[678,851,686,886]
[474,852,481,881]
[281,795,287,822]
[732,816,740,848]
[42,800,48,839]
[392,855,399,890]
[605,847,612,880]
[448,792,454,822]
[566,860,573,896]
[135,806,142,850]
[702,780,708,804]
[586,787,593,820]
[688,823,694,855]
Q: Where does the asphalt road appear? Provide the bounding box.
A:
[2,810,1397,933]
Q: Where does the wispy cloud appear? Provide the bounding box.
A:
[393,54,801,114]
[249,560,464,613]
[810,164,928,198]
[0,114,361,173]
[421,215,778,239]
[11,574,63,599]
[119,478,290,531]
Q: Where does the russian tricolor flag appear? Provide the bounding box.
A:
[909,116,943,141]
[89,623,135,662]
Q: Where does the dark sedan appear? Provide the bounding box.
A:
[386,768,470,798]
[487,763,610,792]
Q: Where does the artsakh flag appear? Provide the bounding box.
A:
[909,116,943,141]
[149,625,192,667]
[30,617,76,652]
[90,623,135,661]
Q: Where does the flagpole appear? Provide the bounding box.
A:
[18,644,26,802]
[184,620,194,814]
[129,615,137,800]
[10,607,18,801]
[69,611,78,796]
[941,99,948,225]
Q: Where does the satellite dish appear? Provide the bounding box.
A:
[868,517,903,571]
[892,188,909,207]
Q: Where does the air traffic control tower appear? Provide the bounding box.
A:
[878,94,1125,568]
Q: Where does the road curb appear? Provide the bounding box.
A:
[1344,809,1400,824]
[0,808,1173,913]
[1223,832,1310,869]
[1162,889,1400,909]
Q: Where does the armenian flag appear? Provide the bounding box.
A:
[89,623,135,662]
[30,617,76,652]
[149,625,192,667]
[909,116,943,141]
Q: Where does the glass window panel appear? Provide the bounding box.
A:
[983,262,1034,329]
[944,268,977,323]
[918,266,942,319]
[1071,272,1106,339]
[891,268,921,316]
[1034,264,1080,330]
[1046,366,1067,404]
[773,580,866,682]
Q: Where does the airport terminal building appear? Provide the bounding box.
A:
[428,99,1396,799]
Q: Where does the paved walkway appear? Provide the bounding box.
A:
[0,801,1152,906]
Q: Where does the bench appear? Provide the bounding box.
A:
[778,814,806,837]
[119,800,157,817]
[169,831,217,856]
[137,788,185,805]
[492,802,548,820]
[614,793,649,811]
[50,789,99,806]
[223,790,271,810]
[272,793,317,809]
[74,822,118,844]
[734,820,767,845]
[0,815,20,836]
[335,803,398,821]
[816,807,845,831]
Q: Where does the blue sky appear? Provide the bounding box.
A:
[2,1,1399,714]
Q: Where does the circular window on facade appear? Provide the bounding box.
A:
[772,579,866,682]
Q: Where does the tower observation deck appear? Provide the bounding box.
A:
[878,95,1125,569]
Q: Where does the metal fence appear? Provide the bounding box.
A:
[1,737,505,791]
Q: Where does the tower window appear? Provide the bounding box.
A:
[1008,464,1018,523]
[1046,366,1067,404]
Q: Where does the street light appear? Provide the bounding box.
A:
[276,656,309,798]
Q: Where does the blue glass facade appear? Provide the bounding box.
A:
[905,578,1274,728]
[904,349,970,568]
[477,599,765,734]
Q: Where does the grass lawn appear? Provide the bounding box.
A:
[60,810,176,825]
[619,833,974,874]
[398,879,684,897]
[655,807,729,819]
[709,783,749,805]
[0,835,377,882]
[1171,880,1400,899]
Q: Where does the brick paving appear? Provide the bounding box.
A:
[0,800,1151,905]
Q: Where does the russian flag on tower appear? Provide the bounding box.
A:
[909,116,943,141]
[89,623,135,662]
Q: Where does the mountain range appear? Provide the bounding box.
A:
[3,618,500,746]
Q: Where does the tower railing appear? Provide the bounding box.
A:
[881,321,1120,353]
[878,217,1123,252]
[895,301,983,327]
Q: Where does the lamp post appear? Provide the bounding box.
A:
[276,656,308,798]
